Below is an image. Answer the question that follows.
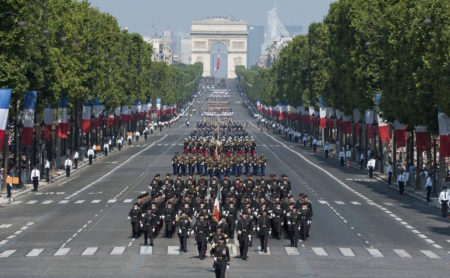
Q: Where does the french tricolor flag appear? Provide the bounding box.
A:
[377,113,390,143]
[114,107,121,127]
[156,98,161,117]
[319,106,326,128]
[438,111,450,157]
[57,98,68,139]
[81,101,91,133]
[92,98,102,129]
[44,105,53,141]
[0,89,12,148]
[21,91,37,146]
[394,120,407,148]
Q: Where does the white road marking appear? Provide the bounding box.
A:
[367,248,383,258]
[26,200,38,204]
[65,135,168,200]
[285,247,299,256]
[54,248,71,256]
[0,250,16,258]
[26,248,44,257]
[393,249,412,258]
[318,200,328,204]
[13,231,22,235]
[123,199,133,203]
[350,201,361,205]
[312,247,328,256]
[6,235,16,240]
[91,199,101,204]
[111,246,126,255]
[75,200,85,204]
[167,246,179,255]
[56,192,65,195]
[420,250,440,259]
[81,247,98,256]
[0,224,12,228]
[432,244,442,249]
[339,248,355,257]
[58,200,69,204]
[334,201,345,205]
[107,199,117,203]
[424,238,434,243]
[41,200,53,204]
[0,240,8,246]
[11,200,22,205]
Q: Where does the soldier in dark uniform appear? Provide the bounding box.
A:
[236,212,251,260]
[257,210,271,253]
[224,202,237,239]
[194,214,208,260]
[271,202,283,240]
[128,204,141,238]
[177,211,191,252]
[140,208,156,246]
[171,154,179,175]
[287,206,300,247]
[163,202,176,238]
[299,204,310,240]
[210,236,230,278]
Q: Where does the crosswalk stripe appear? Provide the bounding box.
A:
[81,247,98,256]
[123,199,133,203]
[11,200,22,205]
[26,248,44,257]
[107,199,117,203]
[0,250,16,258]
[75,200,85,204]
[167,246,179,255]
[257,247,271,255]
[111,246,126,255]
[312,247,328,256]
[318,200,327,204]
[420,250,440,259]
[0,240,8,246]
[58,200,69,204]
[140,246,152,255]
[339,248,355,257]
[56,192,65,195]
[350,201,361,205]
[91,199,101,204]
[54,248,71,256]
[334,201,345,205]
[0,224,12,228]
[367,248,383,258]
[41,200,53,204]
[285,247,299,256]
[393,249,412,258]
[26,200,38,204]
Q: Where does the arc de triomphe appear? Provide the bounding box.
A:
[191,18,247,78]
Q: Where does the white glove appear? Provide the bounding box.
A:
[162,215,165,220]
[269,230,271,235]
[140,224,143,228]
[257,227,260,231]
[238,231,241,235]
[307,220,311,225]
[248,235,251,240]
[298,226,301,231]
[227,265,230,271]
[127,216,130,220]
[287,221,291,225]
[153,228,155,232]
[214,257,217,262]
[179,229,182,234]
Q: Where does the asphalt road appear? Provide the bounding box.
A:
[0,80,448,278]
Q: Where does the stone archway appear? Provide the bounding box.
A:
[191,18,247,78]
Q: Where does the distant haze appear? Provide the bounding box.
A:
[88,0,335,35]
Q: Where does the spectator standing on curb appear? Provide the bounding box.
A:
[73,151,79,169]
[117,137,123,151]
[324,142,329,158]
[438,185,449,217]
[397,170,407,195]
[312,138,317,152]
[127,133,133,145]
[360,152,365,170]
[31,166,40,192]
[88,147,95,165]
[387,162,393,185]
[44,159,50,182]
[408,163,416,186]
[103,142,109,156]
[425,174,433,202]
[64,157,72,177]
[367,157,376,178]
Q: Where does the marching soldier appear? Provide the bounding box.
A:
[299,204,311,240]
[177,211,191,252]
[287,206,300,247]
[236,212,251,260]
[194,214,208,260]
[210,236,230,278]
[128,204,141,238]
[172,154,179,175]
[271,202,283,240]
[257,210,271,253]
[140,208,156,246]
[163,202,176,238]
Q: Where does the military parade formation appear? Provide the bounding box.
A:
[127,88,313,277]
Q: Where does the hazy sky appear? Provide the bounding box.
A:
[87,0,336,35]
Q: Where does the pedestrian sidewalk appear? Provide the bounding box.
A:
[273,132,441,208]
